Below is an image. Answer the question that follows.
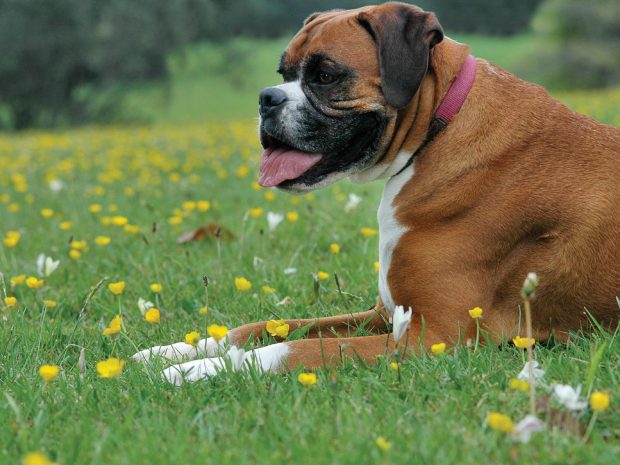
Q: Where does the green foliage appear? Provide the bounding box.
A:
[525,0,620,89]
[0,0,207,129]
[415,0,544,36]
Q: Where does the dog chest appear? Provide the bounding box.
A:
[377,162,414,313]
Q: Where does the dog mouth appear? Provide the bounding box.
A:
[258,131,323,188]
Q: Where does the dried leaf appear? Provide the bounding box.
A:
[177,224,235,244]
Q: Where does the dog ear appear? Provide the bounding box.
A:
[357,5,444,109]
[304,12,322,25]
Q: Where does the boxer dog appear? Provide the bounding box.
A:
[134,2,620,385]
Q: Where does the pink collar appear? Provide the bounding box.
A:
[435,54,477,123]
[393,55,476,177]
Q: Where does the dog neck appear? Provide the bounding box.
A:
[351,38,471,182]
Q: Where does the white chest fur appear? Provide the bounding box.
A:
[377,161,414,313]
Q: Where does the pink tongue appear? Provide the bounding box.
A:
[258,147,322,187]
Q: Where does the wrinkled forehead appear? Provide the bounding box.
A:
[282,9,379,76]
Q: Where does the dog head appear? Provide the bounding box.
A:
[258,2,443,192]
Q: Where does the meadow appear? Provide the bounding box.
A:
[1,36,619,465]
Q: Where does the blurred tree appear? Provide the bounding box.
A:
[0,0,544,129]
[527,0,620,89]
[0,0,219,129]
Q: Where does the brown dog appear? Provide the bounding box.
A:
[134,2,620,384]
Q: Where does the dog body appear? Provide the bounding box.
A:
[134,3,620,384]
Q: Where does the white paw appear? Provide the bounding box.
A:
[131,336,226,363]
[162,358,224,386]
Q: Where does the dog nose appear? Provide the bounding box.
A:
[259,87,287,115]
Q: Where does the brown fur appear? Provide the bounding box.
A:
[231,3,620,369]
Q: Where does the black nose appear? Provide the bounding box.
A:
[259,87,287,115]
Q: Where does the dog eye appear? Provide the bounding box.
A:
[318,72,335,85]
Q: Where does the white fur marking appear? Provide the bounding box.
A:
[161,343,290,385]
[131,336,227,363]
[377,157,414,313]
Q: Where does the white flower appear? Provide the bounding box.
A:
[36,254,60,277]
[392,305,412,343]
[267,212,284,231]
[517,360,545,384]
[512,414,545,443]
[226,346,246,371]
[551,384,587,411]
[344,193,362,212]
[137,298,155,316]
[283,267,297,275]
[521,271,539,297]
[253,256,264,268]
[48,179,64,192]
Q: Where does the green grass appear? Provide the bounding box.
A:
[1,33,619,464]
[1,119,619,464]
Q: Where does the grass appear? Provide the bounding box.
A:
[1,34,619,464]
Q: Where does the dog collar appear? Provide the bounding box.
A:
[394,54,477,176]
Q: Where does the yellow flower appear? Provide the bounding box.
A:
[266,319,290,338]
[297,372,317,386]
[590,391,610,412]
[196,200,210,212]
[111,216,128,227]
[236,165,250,177]
[168,216,183,225]
[108,281,125,295]
[88,204,102,213]
[389,361,399,371]
[235,277,252,292]
[4,230,21,245]
[124,224,140,234]
[102,315,122,336]
[375,436,392,451]
[43,300,57,308]
[486,412,514,432]
[101,216,112,226]
[290,196,301,206]
[249,207,264,218]
[4,296,17,308]
[513,336,536,349]
[70,240,87,250]
[185,331,201,346]
[40,208,54,218]
[361,227,378,237]
[431,342,446,355]
[468,307,483,319]
[59,221,72,231]
[95,236,111,246]
[150,283,163,293]
[96,357,125,378]
[22,452,56,465]
[251,181,261,191]
[262,285,276,294]
[144,308,161,324]
[26,277,44,289]
[38,365,60,383]
[10,274,26,285]
[374,261,380,273]
[182,201,196,211]
[316,271,329,280]
[330,243,340,254]
[69,249,81,260]
[286,211,299,222]
[509,378,530,392]
[198,306,208,315]
[207,324,228,341]
[264,191,276,201]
